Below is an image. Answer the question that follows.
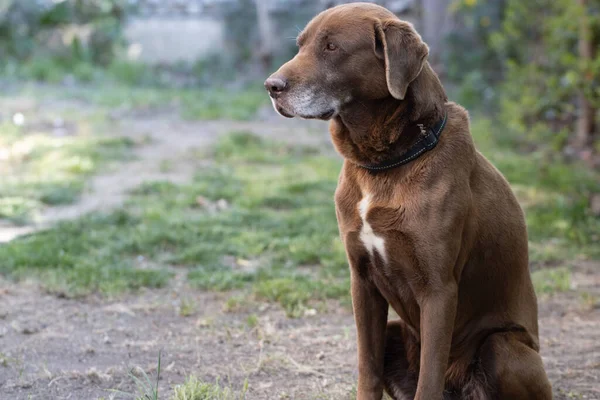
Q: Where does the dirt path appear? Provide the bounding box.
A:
[1,263,599,400]
[0,103,330,243]
[42,113,331,223]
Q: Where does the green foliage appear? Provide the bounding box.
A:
[18,57,66,83]
[491,0,600,139]
[445,0,504,108]
[0,0,129,67]
[449,0,600,147]
[0,1,307,88]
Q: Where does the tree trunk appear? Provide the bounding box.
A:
[575,0,597,151]
[255,0,274,74]
[420,0,454,76]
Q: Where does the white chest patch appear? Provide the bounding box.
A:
[358,194,387,263]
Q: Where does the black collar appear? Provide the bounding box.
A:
[356,111,447,171]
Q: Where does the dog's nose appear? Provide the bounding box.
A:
[264,76,288,97]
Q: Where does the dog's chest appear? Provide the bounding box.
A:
[338,190,421,326]
[357,194,388,263]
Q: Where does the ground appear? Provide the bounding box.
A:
[1,265,600,400]
[0,84,599,399]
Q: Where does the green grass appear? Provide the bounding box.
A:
[0,120,134,224]
[9,80,268,122]
[246,314,259,328]
[112,350,248,400]
[178,297,196,317]
[1,124,597,306]
[70,84,267,121]
[0,132,349,310]
[0,211,173,295]
[113,351,163,400]
[180,86,268,121]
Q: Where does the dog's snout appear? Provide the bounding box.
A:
[264,76,288,97]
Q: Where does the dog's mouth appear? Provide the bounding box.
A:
[276,105,294,118]
[316,109,335,120]
[298,108,336,120]
[275,104,335,120]
[271,95,336,121]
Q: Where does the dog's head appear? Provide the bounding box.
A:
[264,3,429,120]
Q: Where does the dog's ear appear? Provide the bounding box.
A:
[374,20,429,100]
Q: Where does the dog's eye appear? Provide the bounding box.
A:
[325,42,337,51]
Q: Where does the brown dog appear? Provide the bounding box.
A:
[265,3,552,400]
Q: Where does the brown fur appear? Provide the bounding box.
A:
[265,3,552,399]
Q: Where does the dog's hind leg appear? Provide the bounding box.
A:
[471,330,552,400]
[382,320,419,400]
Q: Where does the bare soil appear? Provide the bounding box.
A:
[1,264,599,400]
[0,276,358,400]
[0,104,599,399]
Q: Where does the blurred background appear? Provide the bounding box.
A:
[0,0,599,150]
[0,1,599,400]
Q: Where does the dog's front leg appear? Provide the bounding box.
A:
[351,268,389,400]
[414,283,458,400]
